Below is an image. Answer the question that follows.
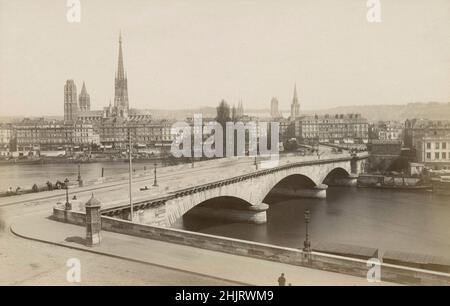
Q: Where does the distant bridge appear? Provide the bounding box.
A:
[102,153,369,227]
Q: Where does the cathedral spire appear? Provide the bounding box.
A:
[290,83,300,120]
[114,31,129,115]
[117,31,125,80]
[293,83,298,103]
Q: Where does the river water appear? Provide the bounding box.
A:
[174,186,450,258]
[1,163,449,258]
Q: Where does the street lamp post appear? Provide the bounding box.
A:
[64,178,71,210]
[77,163,83,187]
[153,163,158,186]
[128,129,134,222]
[303,209,311,253]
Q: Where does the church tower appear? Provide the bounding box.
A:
[114,32,129,117]
[237,100,244,118]
[79,82,91,111]
[64,80,78,122]
[290,84,300,120]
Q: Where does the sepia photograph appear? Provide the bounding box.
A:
[0,0,449,295]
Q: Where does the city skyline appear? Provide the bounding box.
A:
[0,0,449,117]
[0,1,450,288]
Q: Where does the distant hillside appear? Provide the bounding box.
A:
[2,102,449,123]
[303,102,450,122]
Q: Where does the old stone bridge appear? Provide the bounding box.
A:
[101,153,368,227]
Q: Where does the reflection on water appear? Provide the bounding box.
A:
[173,187,450,258]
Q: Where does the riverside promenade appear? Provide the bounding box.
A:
[9,210,395,286]
[1,150,386,285]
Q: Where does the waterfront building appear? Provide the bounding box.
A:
[290,84,300,121]
[404,119,450,169]
[0,123,13,156]
[294,113,369,144]
[420,136,450,169]
[98,117,174,149]
[73,122,100,147]
[15,118,74,151]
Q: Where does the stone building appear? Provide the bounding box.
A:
[0,124,13,156]
[420,136,450,169]
[404,119,450,169]
[369,121,404,141]
[294,113,369,144]
[15,119,74,151]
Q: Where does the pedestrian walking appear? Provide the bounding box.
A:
[278,273,286,286]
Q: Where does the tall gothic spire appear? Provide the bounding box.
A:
[117,31,125,80]
[293,83,298,103]
[114,31,129,115]
[290,83,300,120]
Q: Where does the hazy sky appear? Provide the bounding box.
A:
[0,0,449,116]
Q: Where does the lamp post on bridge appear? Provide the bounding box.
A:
[128,128,134,222]
[153,162,158,187]
[64,178,71,210]
[77,163,83,187]
[303,209,311,253]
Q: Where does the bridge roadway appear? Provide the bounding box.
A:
[0,150,367,220]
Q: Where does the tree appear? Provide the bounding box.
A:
[216,100,231,156]
[216,100,231,126]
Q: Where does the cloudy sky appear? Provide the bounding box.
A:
[0,0,449,116]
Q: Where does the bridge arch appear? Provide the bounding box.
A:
[182,196,268,224]
[261,173,318,202]
[322,167,351,184]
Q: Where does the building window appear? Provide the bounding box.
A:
[435,142,440,149]
[435,152,439,159]
[443,152,447,159]
[443,142,447,149]
[427,142,431,149]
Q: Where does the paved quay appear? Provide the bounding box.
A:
[9,211,396,286]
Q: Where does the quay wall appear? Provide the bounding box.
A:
[52,207,450,285]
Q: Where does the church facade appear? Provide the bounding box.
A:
[64,33,152,123]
